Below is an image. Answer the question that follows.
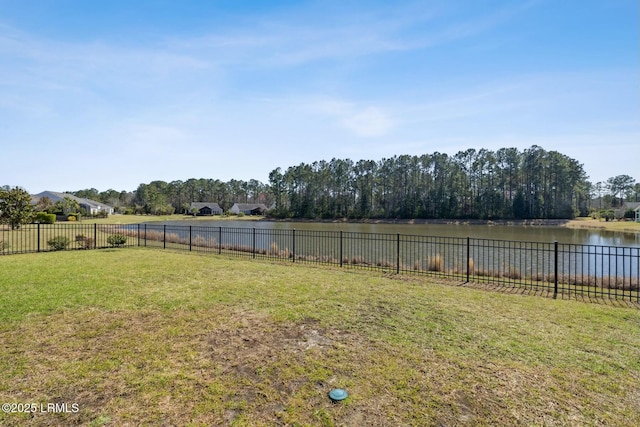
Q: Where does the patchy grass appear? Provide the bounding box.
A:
[0,249,638,426]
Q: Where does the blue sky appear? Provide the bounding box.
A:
[1,0,638,193]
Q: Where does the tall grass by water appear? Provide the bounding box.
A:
[120,226,640,294]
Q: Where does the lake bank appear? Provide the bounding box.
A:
[263,216,640,234]
[561,217,640,233]
[86,214,640,234]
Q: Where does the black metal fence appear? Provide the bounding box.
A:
[2,223,638,303]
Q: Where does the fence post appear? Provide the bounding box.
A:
[189,226,192,251]
[218,226,222,255]
[340,230,343,267]
[252,228,256,259]
[137,224,140,247]
[553,241,558,299]
[292,229,296,263]
[396,233,400,274]
[37,223,41,252]
[94,223,97,249]
[466,236,470,283]
[144,224,147,247]
[163,225,166,249]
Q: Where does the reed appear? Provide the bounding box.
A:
[268,241,280,256]
[427,254,444,272]
[504,266,522,280]
[192,235,217,248]
[351,255,366,265]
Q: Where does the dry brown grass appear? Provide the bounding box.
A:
[427,254,445,272]
[266,242,291,258]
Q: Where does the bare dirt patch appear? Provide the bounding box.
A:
[1,307,407,426]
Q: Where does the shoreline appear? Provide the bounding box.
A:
[264,217,566,225]
[262,217,640,233]
[83,214,640,234]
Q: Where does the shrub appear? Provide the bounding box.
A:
[0,240,9,252]
[34,212,56,224]
[67,215,76,221]
[599,209,615,221]
[75,235,94,250]
[107,234,127,247]
[47,236,70,251]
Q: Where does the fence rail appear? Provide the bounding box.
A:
[2,223,638,303]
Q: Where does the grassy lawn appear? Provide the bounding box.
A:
[563,217,640,233]
[0,249,638,426]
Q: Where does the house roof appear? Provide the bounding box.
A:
[32,191,112,210]
[232,203,268,211]
[190,202,222,210]
[620,202,640,210]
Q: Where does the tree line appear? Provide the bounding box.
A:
[61,145,640,219]
[269,146,596,219]
[3,145,638,226]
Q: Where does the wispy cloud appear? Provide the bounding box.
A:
[340,107,395,137]
[0,0,536,109]
[156,1,534,69]
[304,97,395,137]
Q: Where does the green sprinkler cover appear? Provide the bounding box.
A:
[328,388,348,401]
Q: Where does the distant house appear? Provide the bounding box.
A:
[190,202,223,216]
[617,202,640,221]
[32,191,114,216]
[622,202,640,222]
[229,203,268,215]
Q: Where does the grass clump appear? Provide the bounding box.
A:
[0,248,638,426]
[427,254,444,272]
